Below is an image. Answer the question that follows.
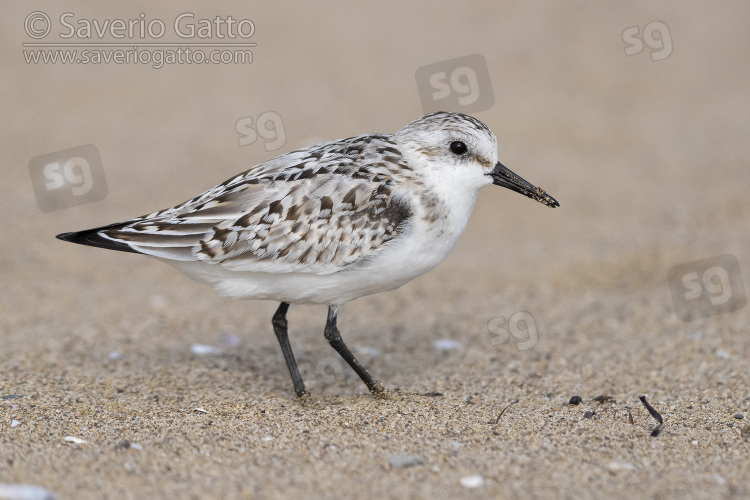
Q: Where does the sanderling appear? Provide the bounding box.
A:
[57,112,558,397]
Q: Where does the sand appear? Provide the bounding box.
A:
[1,2,749,499]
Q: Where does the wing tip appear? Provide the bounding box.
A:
[56,226,140,254]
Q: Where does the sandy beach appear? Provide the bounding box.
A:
[1,2,749,498]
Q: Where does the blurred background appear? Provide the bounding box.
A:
[4,0,747,342]
[4,0,750,387]
[3,0,749,390]
[1,1,749,496]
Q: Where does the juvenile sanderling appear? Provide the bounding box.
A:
[57,111,559,397]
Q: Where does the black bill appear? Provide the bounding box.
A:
[489,161,559,208]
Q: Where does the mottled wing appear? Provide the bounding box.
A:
[76,134,413,275]
[195,174,409,273]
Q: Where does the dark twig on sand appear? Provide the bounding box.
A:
[639,395,663,437]
[495,400,519,424]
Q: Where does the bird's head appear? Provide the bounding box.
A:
[394,112,559,208]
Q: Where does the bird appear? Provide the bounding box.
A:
[57,111,559,397]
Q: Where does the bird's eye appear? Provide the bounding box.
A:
[449,141,467,155]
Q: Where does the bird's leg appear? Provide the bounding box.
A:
[323,305,385,395]
[271,302,309,398]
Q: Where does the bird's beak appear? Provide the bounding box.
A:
[489,161,559,208]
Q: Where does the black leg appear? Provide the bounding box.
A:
[323,305,385,395]
[272,302,308,397]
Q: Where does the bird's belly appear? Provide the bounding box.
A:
[164,223,461,305]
